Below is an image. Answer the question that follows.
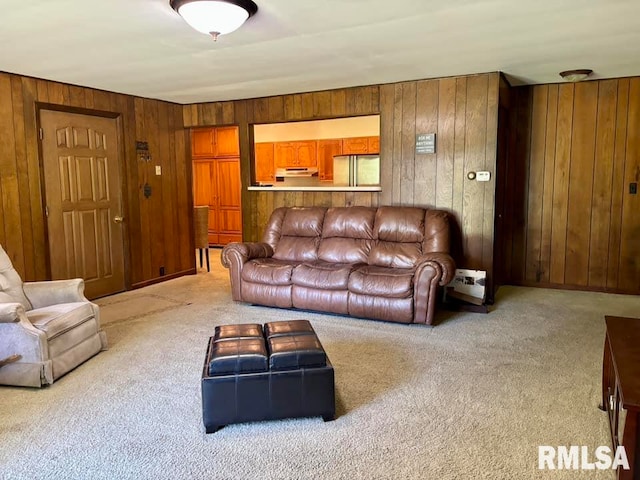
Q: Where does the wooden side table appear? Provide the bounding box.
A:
[602,316,640,480]
[0,354,21,368]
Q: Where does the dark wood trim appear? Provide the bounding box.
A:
[131,268,196,289]
[35,103,133,291]
[506,280,639,296]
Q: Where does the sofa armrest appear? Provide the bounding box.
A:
[220,242,274,302]
[220,242,273,268]
[23,279,87,309]
[416,253,456,286]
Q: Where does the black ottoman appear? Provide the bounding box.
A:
[201,320,335,433]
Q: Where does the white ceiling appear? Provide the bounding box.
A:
[1,0,639,104]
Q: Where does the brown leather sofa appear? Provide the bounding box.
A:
[221,206,456,325]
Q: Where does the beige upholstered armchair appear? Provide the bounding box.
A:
[0,244,107,387]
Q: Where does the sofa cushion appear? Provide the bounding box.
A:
[281,207,326,237]
[318,207,375,264]
[27,302,95,340]
[348,265,415,298]
[368,241,422,269]
[368,207,425,268]
[321,207,375,239]
[272,236,320,263]
[241,258,297,285]
[291,261,355,290]
[373,206,425,243]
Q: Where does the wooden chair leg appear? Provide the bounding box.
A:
[199,248,203,268]
[206,248,210,272]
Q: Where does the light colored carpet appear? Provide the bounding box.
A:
[1,254,638,480]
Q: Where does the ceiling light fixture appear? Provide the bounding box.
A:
[170,0,258,41]
[559,69,593,82]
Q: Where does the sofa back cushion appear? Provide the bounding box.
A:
[0,244,32,310]
[423,209,451,254]
[318,207,375,264]
[271,207,326,262]
[368,207,425,268]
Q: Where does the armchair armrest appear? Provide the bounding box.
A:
[23,279,88,309]
[416,252,456,286]
[0,302,48,367]
[220,242,274,268]
[0,302,24,323]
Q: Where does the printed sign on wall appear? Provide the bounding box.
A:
[416,133,436,154]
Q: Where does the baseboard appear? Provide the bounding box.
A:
[131,268,197,289]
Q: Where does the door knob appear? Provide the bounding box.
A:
[113,215,124,223]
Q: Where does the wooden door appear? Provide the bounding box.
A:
[255,143,275,183]
[317,139,342,181]
[214,158,242,244]
[214,126,240,157]
[40,110,125,299]
[192,160,218,244]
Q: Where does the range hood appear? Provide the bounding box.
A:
[275,167,319,178]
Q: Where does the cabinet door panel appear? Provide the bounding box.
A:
[218,210,243,233]
[275,142,296,167]
[255,143,275,182]
[342,137,369,154]
[192,129,215,157]
[317,139,342,181]
[193,161,215,206]
[216,159,242,208]
[215,126,240,157]
[296,141,317,167]
[367,136,380,153]
[213,157,242,245]
[208,208,218,245]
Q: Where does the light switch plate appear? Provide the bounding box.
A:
[155,165,162,175]
[476,171,491,182]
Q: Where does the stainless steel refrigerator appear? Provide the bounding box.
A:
[332,154,380,186]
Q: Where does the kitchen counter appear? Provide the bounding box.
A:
[248,185,381,192]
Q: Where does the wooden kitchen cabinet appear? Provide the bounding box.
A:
[191,126,240,158]
[368,136,380,153]
[274,140,317,168]
[255,142,275,183]
[193,158,242,245]
[342,136,379,154]
[317,139,342,181]
[191,126,242,246]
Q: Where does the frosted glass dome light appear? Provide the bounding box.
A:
[171,0,258,40]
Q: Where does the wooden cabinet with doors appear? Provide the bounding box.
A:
[191,126,242,246]
[342,136,379,154]
[255,142,275,183]
[192,126,240,158]
[316,139,342,181]
[367,136,380,153]
[274,140,317,168]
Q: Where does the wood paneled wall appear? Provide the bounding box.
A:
[184,73,500,298]
[0,72,194,287]
[502,77,640,294]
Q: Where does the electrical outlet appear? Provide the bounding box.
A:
[155,165,162,175]
[159,266,165,276]
[630,182,638,195]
